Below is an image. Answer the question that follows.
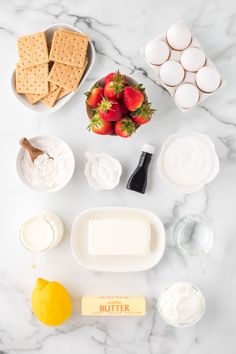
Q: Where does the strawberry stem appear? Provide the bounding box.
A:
[88,112,102,131]
[132,102,156,120]
[98,98,112,112]
[121,118,136,135]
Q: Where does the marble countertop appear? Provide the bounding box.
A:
[1,0,236,353]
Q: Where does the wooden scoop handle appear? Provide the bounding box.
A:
[19,137,44,162]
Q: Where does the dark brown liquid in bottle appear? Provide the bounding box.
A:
[126,152,153,194]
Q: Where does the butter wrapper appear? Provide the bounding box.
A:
[81,296,146,316]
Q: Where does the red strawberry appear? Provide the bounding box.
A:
[104,82,122,100]
[86,86,103,108]
[88,113,113,135]
[104,72,116,85]
[123,85,144,111]
[131,102,156,124]
[97,98,121,121]
[119,100,129,116]
[115,117,136,138]
[104,71,125,100]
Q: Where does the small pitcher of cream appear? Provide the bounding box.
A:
[19,211,64,268]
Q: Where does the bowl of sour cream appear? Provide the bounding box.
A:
[158,282,206,327]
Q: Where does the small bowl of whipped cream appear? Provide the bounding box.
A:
[158,281,206,327]
[16,136,75,193]
[84,152,122,190]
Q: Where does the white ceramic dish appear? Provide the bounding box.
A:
[71,207,166,272]
[158,132,220,193]
[16,135,75,193]
[11,23,96,114]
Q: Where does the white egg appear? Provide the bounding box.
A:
[167,23,192,50]
[145,38,170,65]
[196,66,221,92]
[175,83,200,109]
[181,47,205,72]
[160,60,185,86]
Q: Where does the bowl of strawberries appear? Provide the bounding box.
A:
[85,71,155,138]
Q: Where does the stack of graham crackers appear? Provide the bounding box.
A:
[15,28,89,108]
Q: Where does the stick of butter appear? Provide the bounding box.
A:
[81,296,146,316]
[88,218,151,255]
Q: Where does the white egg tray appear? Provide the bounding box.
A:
[144,22,226,112]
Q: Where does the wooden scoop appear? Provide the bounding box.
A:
[19,137,52,163]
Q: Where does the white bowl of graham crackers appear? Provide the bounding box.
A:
[11,23,95,114]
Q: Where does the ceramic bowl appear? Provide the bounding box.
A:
[11,23,95,114]
[16,135,75,193]
[85,75,149,136]
[85,76,141,120]
[157,132,220,193]
[157,282,206,327]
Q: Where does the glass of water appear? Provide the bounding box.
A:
[173,215,214,256]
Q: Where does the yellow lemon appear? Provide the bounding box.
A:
[32,278,72,326]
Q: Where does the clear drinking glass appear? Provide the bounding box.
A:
[173,214,214,256]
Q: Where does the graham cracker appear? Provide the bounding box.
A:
[58,28,82,36]
[49,30,88,67]
[41,85,61,107]
[56,87,72,101]
[25,92,45,105]
[48,60,87,91]
[15,63,49,94]
[17,32,49,68]
[25,82,57,105]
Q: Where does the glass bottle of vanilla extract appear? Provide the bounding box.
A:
[126,144,155,194]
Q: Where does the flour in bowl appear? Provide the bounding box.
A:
[20,136,75,191]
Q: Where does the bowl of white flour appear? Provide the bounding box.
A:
[16,136,75,193]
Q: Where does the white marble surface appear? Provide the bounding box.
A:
[0,0,236,353]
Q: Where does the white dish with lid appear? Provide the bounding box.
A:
[71,207,166,272]
[10,23,95,114]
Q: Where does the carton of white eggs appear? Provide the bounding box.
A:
[144,22,226,112]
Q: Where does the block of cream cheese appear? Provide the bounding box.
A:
[88,218,151,255]
[82,296,146,316]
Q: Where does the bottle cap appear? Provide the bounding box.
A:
[142,144,155,155]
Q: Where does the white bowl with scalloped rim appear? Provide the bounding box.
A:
[10,23,95,114]
[158,132,220,193]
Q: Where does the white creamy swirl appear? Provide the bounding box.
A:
[84,152,122,190]
[158,133,220,193]
[158,282,205,327]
